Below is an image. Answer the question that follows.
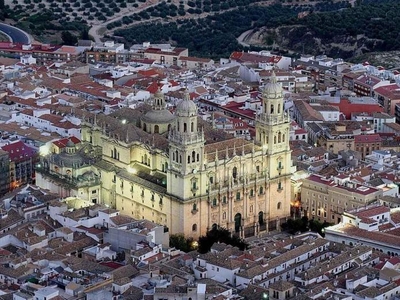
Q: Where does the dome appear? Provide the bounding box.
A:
[82,171,97,181]
[54,152,88,168]
[176,91,197,117]
[263,71,282,98]
[66,140,75,147]
[141,109,175,124]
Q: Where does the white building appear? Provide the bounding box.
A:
[325,205,400,256]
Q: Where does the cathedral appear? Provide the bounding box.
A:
[43,74,292,238]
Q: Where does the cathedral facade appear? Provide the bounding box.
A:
[79,75,291,238]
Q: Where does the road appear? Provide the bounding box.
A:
[88,0,160,43]
[237,29,254,47]
[0,22,31,44]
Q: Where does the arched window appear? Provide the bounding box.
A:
[172,152,175,161]
[250,189,254,197]
[192,203,197,211]
[192,224,197,231]
[232,166,238,179]
[274,136,277,144]
[212,198,217,206]
[184,123,187,132]
[234,213,241,233]
[277,202,282,210]
[259,211,264,225]
[212,223,218,230]
[179,155,182,163]
[259,186,264,195]
[175,150,178,162]
[188,156,191,163]
[222,196,227,203]
[236,192,241,201]
[270,104,274,114]
[192,151,196,163]
[154,125,159,134]
[223,211,226,219]
[191,122,194,132]
[143,123,147,132]
[278,132,281,143]
[282,133,285,142]
[278,104,281,114]
[197,153,200,162]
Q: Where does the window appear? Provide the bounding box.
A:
[259,186,264,195]
[232,166,238,179]
[192,224,197,231]
[277,202,282,210]
[236,192,241,201]
[192,203,197,211]
[250,189,254,197]
[278,181,282,190]
[210,176,214,184]
[222,196,227,204]
[212,198,217,206]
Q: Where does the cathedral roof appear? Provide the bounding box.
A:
[204,138,259,161]
[52,151,91,168]
[263,71,282,98]
[141,109,175,124]
[176,90,197,117]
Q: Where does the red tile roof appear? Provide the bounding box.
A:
[354,134,382,143]
[1,141,37,162]
[350,205,389,219]
[330,99,383,120]
[374,84,400,100]
[307,174,381,196]
[52,136,80,148]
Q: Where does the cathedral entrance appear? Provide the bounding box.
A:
[234,213,241,233]
[259,211,266,232]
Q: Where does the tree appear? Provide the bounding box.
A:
[197,227,248,254]
[61,31,78,45]
[169,234,195,252]
[81,27,89,40]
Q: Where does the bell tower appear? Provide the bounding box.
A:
[256,72,291,221]
[168,91,205,199]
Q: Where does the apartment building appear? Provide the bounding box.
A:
[301,174,382,224]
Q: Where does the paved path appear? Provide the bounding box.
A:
[0,22,31,44]
[237,29,254,47]
[88,0,160,43]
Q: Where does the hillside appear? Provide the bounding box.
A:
[241,0,400,59]
[1,0,349,45]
